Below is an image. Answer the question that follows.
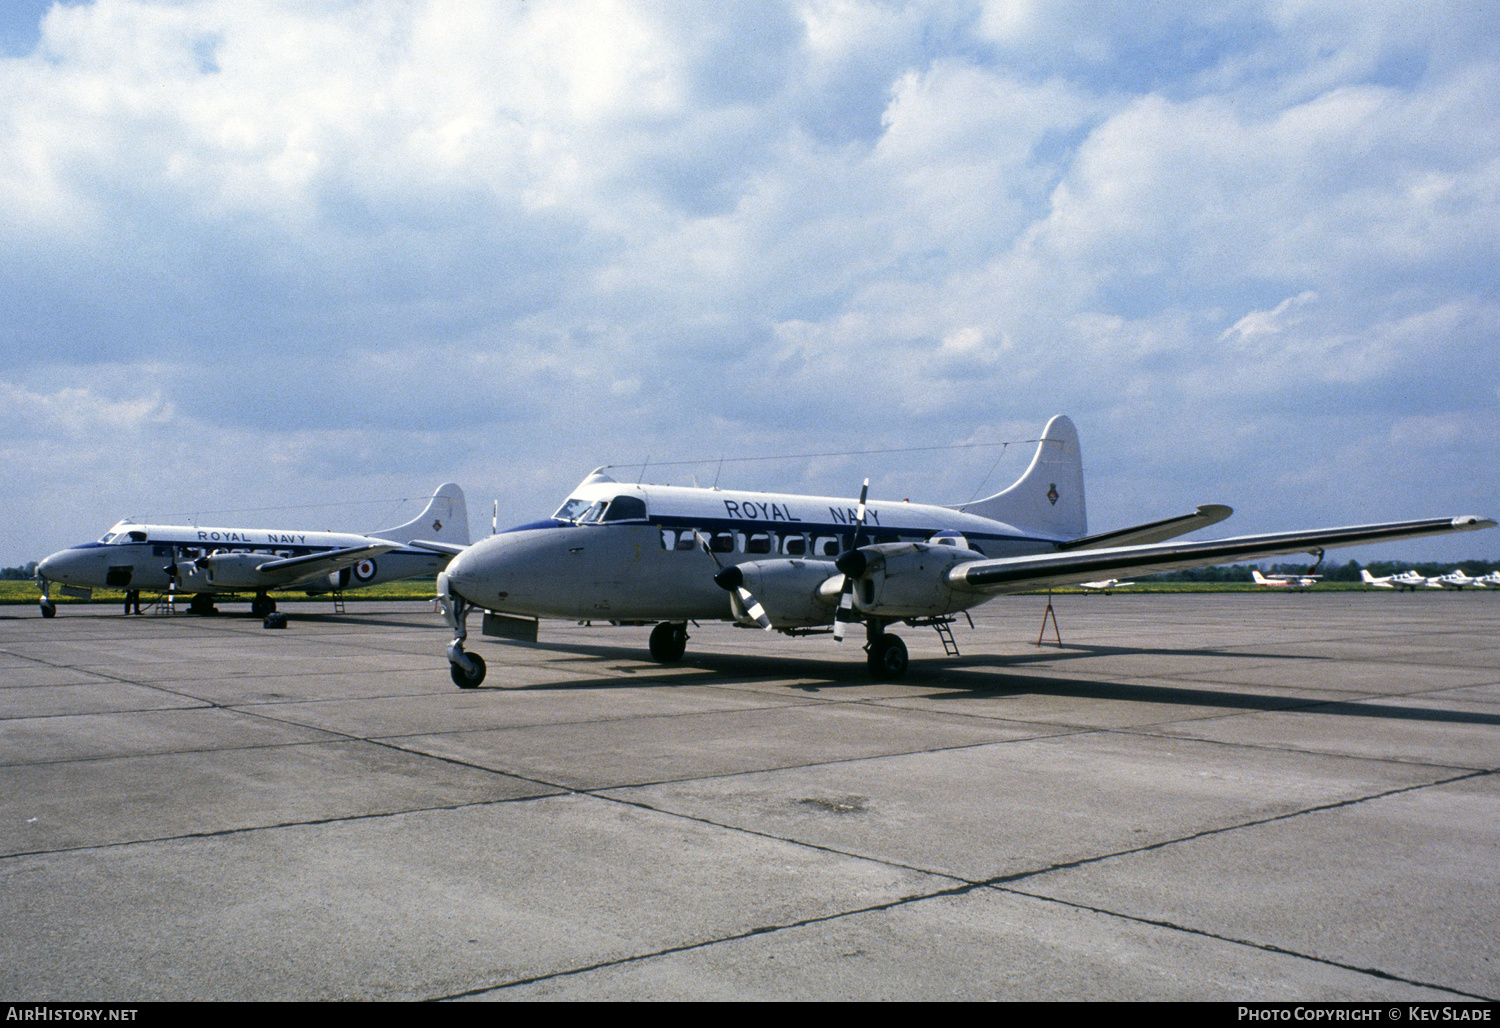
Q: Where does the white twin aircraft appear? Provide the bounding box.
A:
[434,416,1494,686]
[1360,569,1491,590]
[35,484,469,617]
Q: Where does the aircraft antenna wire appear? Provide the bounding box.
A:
[599,438,1043,473]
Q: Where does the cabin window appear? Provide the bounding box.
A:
[814,536,840,557]
[746,532,772,554]
[601,495,648,521]
[781,534,807,556]
[710,532,735,553]
[127,531,147,542]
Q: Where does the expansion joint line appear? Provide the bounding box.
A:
[991,886,1495,1002]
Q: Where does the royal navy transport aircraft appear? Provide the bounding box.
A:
[433,417,1494,686]
[35,484,469,618]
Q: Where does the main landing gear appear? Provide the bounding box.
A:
[864,621,908,681]
[188,593,218,616]
[250,593,277,617]
[649,622,688,663]
[438,575,487,689]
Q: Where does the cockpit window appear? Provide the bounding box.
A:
[553,497,591,521]
[601,495,647,521]
[576,500,608,524]
[98,533,118,544]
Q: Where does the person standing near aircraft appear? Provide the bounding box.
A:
[35,483,470,618]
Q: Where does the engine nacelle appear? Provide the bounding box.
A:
[841,542,985,618]
[193,551,275,590]
[722,559,840,628]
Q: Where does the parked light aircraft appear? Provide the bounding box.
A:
[1426,569,1489,590]
[1251,570,1322,589]
[434,417,1494,686]
[35,484,469,618]
[1360,569,1428,591]
[1079,579,1134,593]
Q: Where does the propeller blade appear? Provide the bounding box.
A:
[693,529,724,570]
[712,563,772,630]
[834,481,869,644]
[736,586,773,631]
[833,575,858,642]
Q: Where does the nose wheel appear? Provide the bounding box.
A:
[449,650,487,688]
[438,573,487,688]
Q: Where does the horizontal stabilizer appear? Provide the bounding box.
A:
[409,539,467,557]
[1057,504,1232,551]
[949,515,1495,594]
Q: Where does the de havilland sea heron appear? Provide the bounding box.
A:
[35,484,470,617]
[433,417,1495,686]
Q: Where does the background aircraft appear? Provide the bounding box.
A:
[1251,570,1322,589]
[1079,579,1134,593]
[434,417,1493,686]
[1426,569,1489,590]
[1361,569,1427,590]
[35,484,469,618]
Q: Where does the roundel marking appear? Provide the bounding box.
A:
[354,559,378,582]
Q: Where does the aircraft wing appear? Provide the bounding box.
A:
[255,542,401,579]
[408,539,467,556]
[1056,504,1232,551]
[949,516,1495,595]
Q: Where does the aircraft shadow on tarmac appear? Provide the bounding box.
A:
[467,639,1500,728]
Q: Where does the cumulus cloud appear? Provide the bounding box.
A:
[1,0,1497,564]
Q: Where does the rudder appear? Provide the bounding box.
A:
[956,416,1086,541]
[373,483,471,546]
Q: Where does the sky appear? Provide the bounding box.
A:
[2,0,1497,567]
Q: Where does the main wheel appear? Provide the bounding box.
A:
[867,634,909,680]
[40,602,56,619]
[450,651,487,688]
[648,621,688,662]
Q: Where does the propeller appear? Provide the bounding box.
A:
[698,530,773,631]
[832,479,869,643]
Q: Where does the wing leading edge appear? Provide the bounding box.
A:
[949,515,1495,594]
[256,541,401,582]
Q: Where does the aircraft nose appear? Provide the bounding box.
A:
[36,550,72,582]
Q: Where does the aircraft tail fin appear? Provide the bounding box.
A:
[373,483,470,547]
[955,415,1086,541]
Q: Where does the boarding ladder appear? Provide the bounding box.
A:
[932,618,961,657]
[331,590,346,614]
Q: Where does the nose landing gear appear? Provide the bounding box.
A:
[438,573,487,688]
[37,575,56,618]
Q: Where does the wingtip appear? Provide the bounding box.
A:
[1453,515,1497,530]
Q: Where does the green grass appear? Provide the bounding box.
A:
[3,579,441,605]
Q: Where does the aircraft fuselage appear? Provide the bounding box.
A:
[444,478,1058,624]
